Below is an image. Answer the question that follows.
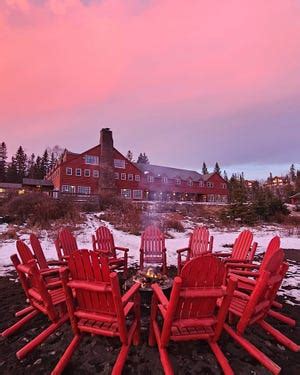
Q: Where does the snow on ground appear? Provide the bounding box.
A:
[0,216,300,303]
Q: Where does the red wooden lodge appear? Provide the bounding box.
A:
[47,128,228,202]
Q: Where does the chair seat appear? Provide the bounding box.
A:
[50,288,66,305]
[171,324,215,338]
[78,318,119,334]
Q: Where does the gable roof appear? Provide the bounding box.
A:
[135,163,203,181]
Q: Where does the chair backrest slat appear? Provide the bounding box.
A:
[16,240,35,265]
[30,234,48,270]
[189,226,211,258]
[94,226,116,257]
[231,230,253,260]
[58,229,78,258]
[141,225,165,264]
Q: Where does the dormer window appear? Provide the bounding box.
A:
[207,182,214,188]
[114,159,125,169]
[85,155,99,165]
[187,180,193,186]
[148,175,154,183]
[162,177,168,183]
[176,178,181,185]
[199,181,204,187]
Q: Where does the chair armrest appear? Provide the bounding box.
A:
[176,247,189,254]
[47,260,67,266]
[229,270,260,278]
[95,249,110,255]
[115,246,129,253]
[215,252,231,257]
[227,263,260,270]
[122,282,140,306]
[40,268,61,276]
[228,273,257,285]
[152,283,169,308]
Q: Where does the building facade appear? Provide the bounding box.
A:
[46,129,229,202]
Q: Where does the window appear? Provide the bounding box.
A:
[93,170,99,178]
[162,177,168,184]
[135,175,140,182]
[77,186,91,195]
[84,169,90,177]
[114,159,125,169]
[121,189,131,199]
[75,168,81,177]
[85,155,99,165]
[147,175,154,183]
[128,174,133,181]
[133,190,143,199]
[176,178,181,185]
[207,182,214,188]
[114,172,119,179]
[121,173,126,180]
[199,180,204,187]
[187,180,193,186]
[61,185,76,193]
[66,167,72,176]
[222,183,227,189]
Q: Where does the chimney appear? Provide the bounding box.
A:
[98,128,117,195]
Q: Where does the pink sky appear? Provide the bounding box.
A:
[1,0,300,178]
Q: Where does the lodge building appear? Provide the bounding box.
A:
[46,129,229,202]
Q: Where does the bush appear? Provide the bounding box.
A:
[1,193,81,227]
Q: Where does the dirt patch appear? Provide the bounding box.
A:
[0,266,299,375]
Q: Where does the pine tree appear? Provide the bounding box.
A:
[214,162,221,174]
[126,150,134,162]
[0,142,7,182]
[27,153,36,178]
[41,149,49,177]
[34,156,44,179]
[202,162,208,175]
[290,164,296,182]
[15,146,27,182]
[6,156,18,182]
[137,152,150,164]
[223,170,228,182]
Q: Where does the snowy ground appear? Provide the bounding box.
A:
[0,214,299,303]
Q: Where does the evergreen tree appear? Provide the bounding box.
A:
[41,149,49,177]
[15,146,27,182]
[137,152,150,164]
[0,141,7,182]
[126,150,134,162]
[34,156,44,179]
[27,153,36,178]
[290,164,296,182]
[202,162,208,175]
[6,156,18,182]
[223,170,228,182]
[214,162,221,174]
[49,152,56,170]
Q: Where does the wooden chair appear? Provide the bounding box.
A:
[16,240,61,289]
[55,228,78,261]
[177,226,213,273]
[92,226,129,277]
[227,236,296,327]
[224,244,299,374]
[30,233,65,270]
[216,229,257,262]
[149,254,237,375]
[1,254,68,360]
[52,250,141,375]
[140,225,167,274]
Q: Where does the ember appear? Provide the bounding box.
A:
[133,267,168,289]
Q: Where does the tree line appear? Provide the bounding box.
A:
[0,142,64,183]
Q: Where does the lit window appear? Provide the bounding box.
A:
[135,175,140,181]
[133,190,143,199]
[121,173,126,180]
[114,172,119,179]
[128,174,133,181]
[162,177,168,183]
[84,169,90,177]
[85,155,99,165]
[75,168,81,177]
[114,159,125,169]
[66,167,72,176]
[93,170,99,178]
[121,189,131,199]
[62,185,76,193]
[148,175,154,183]
[77,186,91,195]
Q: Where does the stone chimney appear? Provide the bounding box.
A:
[98,128,117,195]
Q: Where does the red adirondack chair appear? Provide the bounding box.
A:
[223,245,299,374]
[177,226,213,273]
[30,233,65,269]
[140,225,167,274]
[227,236,296,327]
[55,228,78,261]
[52,250,141,375]
[16,240,61,289]
[92,226,129,277]
[216,229,257,262]
[149,254,237,375]
[1,254,68,360]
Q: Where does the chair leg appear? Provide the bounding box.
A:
[112,322,136,375]
[1,310,39,338]
[17,314,69,359]
[224,324,281,374]
[259,320,300,352]
[272,300,283,309]
[152,320,173,375]
[15,305,35,318]
[51,334,81,375]
[209,341,234,375]
[267,309,296,327]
